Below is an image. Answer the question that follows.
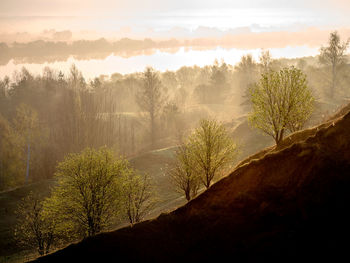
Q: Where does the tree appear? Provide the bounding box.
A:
[168,144,200,201]
[189,119,237,189]
[235,54,259,108]
[259,49,275,74]
[209,59,229,102]
[13,103,41,183]
[136,67,166,147]
[0,113,24,190]
[249,66,314,145]
[14,192,58,256]
[0,76,9,116]
[319,31,349,98]
[161,101,180,134]
[235,54,259,92]
[120,169,156,226]
[43,147,126,238]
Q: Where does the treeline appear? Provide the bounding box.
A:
[0,57,262,190]
[0,38,182,65]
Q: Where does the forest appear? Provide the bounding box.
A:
[1,32,350,191]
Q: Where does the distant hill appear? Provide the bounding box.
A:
[33,104,350,262]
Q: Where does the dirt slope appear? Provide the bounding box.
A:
[33,106,350,262]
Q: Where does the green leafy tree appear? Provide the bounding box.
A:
[319,31,349,98]
[249,66,314,145]
[120,169,156,226]
[136,67,166,148]
[14,192,58,256]
[189,119,237,189]
[168,144,200,201]
[43,147,126,238]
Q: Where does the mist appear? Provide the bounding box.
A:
[1,0,350,261]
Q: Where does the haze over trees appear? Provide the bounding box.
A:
[136,67,167,148]
[249,66,314,145]
[319,31,349,99]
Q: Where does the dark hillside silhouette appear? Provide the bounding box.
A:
[32,103,350,262]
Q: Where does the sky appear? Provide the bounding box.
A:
[0,0,350,77]
[1,0,350,36]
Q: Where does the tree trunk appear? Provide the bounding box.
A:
[331,64,336,98]
[150,112,155,148]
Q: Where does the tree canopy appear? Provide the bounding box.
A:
[249,66,314,145]
[188,119,237,189]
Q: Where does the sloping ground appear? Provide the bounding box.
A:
[33,105,350,262]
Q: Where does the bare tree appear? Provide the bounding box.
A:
[319,31,349,98]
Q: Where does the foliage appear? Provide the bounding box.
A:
[249,66,314,145]
[188,119,237,188]
[120,169,156,225]
[0,113,24,189]
[43,147,126,238]
[168,144,200,201]
[319,31,349,98]
[14,192,58,256]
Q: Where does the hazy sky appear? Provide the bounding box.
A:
[0,1,349,75]
[1,0,350,16]
[1,0,350,29]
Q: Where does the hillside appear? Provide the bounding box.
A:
[33,104,350,262]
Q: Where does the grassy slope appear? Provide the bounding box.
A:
[33,104,350,262]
